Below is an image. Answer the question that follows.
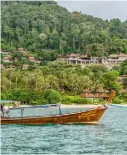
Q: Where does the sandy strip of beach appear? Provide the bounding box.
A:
[61,104,98,108]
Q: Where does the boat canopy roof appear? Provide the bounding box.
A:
[9,104,61,110]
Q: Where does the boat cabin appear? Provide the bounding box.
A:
[3,104,62,118]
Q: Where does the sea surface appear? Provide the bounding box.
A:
[1,107,127,154]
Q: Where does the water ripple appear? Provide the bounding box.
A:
[1,108,127,154]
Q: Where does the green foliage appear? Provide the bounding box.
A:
[1,89,45,104]
[113,97,123,104]
[1,63,126,104]
[123,78,127,89]
[1,1,127,57]
[43,89,61,104]
[101,71,121,92]
[86,43,105,57]
[61,96,92,104]
[119,60,127,75]
[39,50,58,61]
[1,0,127,104]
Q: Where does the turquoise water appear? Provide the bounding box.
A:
[1,107,127,154]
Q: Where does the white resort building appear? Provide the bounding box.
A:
[67,53,127,68]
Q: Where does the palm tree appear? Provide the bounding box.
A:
[45,75,59,89]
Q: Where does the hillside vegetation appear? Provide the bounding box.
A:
[1,62,127,104]
[1,1,127,59]
[1,1,127,104]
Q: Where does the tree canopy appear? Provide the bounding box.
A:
[1,1,127,57]
[1,1,127,104]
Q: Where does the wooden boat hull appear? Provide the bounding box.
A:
[1,107,107,125]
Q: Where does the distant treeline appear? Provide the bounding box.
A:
[1,62,127,104]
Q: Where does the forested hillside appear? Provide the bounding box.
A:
[1,1,127,58]
[1,1,127,104]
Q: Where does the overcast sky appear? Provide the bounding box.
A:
[57,1,127,21]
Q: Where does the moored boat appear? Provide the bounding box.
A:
[1,90,115,125]
[1,104,108,125]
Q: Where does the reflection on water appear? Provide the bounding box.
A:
[1,107,127,154]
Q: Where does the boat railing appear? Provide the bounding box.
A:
[9,104,61,110]
[3,104,62,118]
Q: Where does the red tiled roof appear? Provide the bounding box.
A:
[0,64,4,68]
[121,75,127,77]
[109,53,127,58]
[80,54,88,58]
[119,53,127,57]
[118,75,127,80]
[3,57,9,60]
[108,54,119,58]
[35,60,41,63]
[57,55,66,58]
[83,89,109,93]
[68,53,80,57]
[29,56,35,60]
[18,48,24,51]
[23,64,29,67]
[22,64,29,69]
[80,93,109,98]
[120,89,127,93]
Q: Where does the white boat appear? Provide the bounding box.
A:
[110,104,127,108]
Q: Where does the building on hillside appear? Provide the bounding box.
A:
[0,64,5,69]
[29,56,35,62]
[35,57,44,64]
[18,48,24,51]
[119,89,127,100]
[67,54,100,65]
[22,64,29,70]
[80,92,109,101]
[67,53,83,65]
[67,53,80,59]
[18,48,25,54]
[80,54,88,59]
[34,60,41,64]
[56,55,67,62]
[103,53,127,65]
[3,56,12,63]
[67,53,127,67]
[109,53,127,60]
[80,89,109,101]
[1,50,10,55]
[119,89,127,94]
[107,53,125,64]
[14,58,19,62]
[118,75,127,82]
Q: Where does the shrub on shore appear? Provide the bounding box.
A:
[43,89,61,104]
[61,96,92,104]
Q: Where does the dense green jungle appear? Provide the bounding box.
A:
[1,1,127,104]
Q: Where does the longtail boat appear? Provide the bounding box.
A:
[1,90,115,125]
